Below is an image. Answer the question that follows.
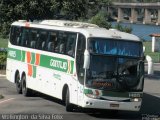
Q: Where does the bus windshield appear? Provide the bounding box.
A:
[89,38,143,57]
[86,38,144,91]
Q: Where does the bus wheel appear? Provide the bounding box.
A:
[15,72,22,94]
[65,88,74,112]
[22,75,31,97]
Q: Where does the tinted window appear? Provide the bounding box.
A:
[89,38,143,57]
[10,26,77,57]
[76,34,86,84]
[10,26,22,45]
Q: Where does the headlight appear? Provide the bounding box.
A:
[130,98,142,102]
[85,94,100,99]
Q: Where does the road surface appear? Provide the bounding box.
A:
[0,73,160,120]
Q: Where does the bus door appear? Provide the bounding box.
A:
[76,34,86,105]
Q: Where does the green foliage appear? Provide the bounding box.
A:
[89,12,112,29]
[0,52,7,64]
[0,38,8,48]
[61,0,88,20]
[0,0,90,37]
[114,23,132,33]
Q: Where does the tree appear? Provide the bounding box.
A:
[0,0,59,37]
[89,11,112,29]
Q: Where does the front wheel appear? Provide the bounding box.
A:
[22,75,31,97]
[15,72,22,94]
[65,88,74,112]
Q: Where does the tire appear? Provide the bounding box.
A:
[22,75,31,97]
[65,88,74,112]
[15,72,22,94]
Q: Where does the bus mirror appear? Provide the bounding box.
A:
[83,50,90,69]
[143,46,145,52]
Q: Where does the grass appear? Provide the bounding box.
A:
[0,37,8,48]
[143,41,160,63]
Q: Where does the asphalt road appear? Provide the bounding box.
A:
[0,74,160,120]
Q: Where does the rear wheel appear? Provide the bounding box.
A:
[15,72,22,94]
[65,88,74,112]
[22,75,31,97]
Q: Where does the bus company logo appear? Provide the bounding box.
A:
[50,59,67,70]
[8,50,16,58]
[93,81,113,87]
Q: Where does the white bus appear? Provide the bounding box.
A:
[6,20,145,112]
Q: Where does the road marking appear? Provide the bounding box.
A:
[0,98,15,104]
[0,74,6,77]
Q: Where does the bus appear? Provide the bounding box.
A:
[6,20,145,112]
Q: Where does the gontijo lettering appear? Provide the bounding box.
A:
[50,59,67,70]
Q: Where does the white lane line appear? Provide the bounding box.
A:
[0,74,6,77]
[0,98,15,104]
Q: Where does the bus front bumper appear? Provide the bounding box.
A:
[82,96,142,111]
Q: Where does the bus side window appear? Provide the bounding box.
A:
[55,32,66,54]
[37,31,48,50]
[66,33,77,57]
[76,34,86,84]
[10,27,15,45]
[10,26,22,46]
[47,31,57,52]
[29,29,38,49]
[21,28,29,47]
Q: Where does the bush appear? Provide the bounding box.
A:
[0,52,7,64]
[114,23,132,33]
[89,11,112,29]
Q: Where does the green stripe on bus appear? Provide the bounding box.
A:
[21,51,26,62]
[31,52,35,64]
[84,89,130,98]
[84,89,93,94]
[8,48,74,74]
[40,54,73,73]
[70,61,74,74]
[8,48,21,61]
[33,66,36,78]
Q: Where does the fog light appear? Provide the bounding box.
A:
[134,98,139,102]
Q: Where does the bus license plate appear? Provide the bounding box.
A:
[110,104,119,108]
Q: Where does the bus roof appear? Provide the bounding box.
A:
[12,20,141,42]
